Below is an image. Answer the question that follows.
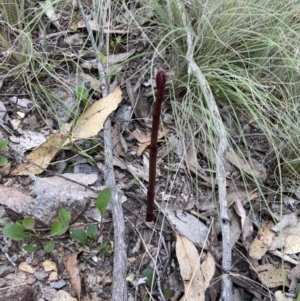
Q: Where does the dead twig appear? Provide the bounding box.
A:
[175,1,232,299]
[77,0,127,300]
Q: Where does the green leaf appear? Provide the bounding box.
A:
[96,188,112,217]
[44,240,55,253]
[50,221,69,236]
[133,178,140,186]
[116,36,122,44]
[0,157,8,166]
[70,229,89,244]
[297,283,300,301]
[142,268,155,289]
[99,52,107,63]
[3,224,32,241]
[75,85,89,102]
[59,208,71,223]
[98,241,112,256]
[23,217,35,230]
[78,150,94,162]
[23,244,39,252]
[0,139,8,151]
[86,225,98,240]
[163,288,175,299]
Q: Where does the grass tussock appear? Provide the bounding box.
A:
[138,0,300,196]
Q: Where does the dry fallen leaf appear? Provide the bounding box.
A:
[11,128,70,175]
[71,87,122,140]
[162,205,209,248]
[226,151,266,181]
[283,234,300,254]
[131,127,167,143]
[249,221,275,260]
[64,252,82,301]
[176,233,205,301]
[137,139,165,157]
[233,195,246,231]
[11,88,122,175]
[201,252,215,289]
[253,263,290,288]
[111,123,125,157]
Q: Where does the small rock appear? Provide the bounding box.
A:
[49,271,58,281]
[26,275,37,285]
[50,279,66,289]
[52,290,77,301]
[0,278,7,287]
[34,271,48,280]
[0,265,12,277]
[4,285,35,301]
[35,250,45,258]
[43,286,57,301]
[102,275,112,287]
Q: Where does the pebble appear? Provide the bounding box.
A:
[26,275,37,285]
[50,279,67,289]
[0,278,6,287]
[0,265,11,277]
[102,275,112,287]
[34,271,49,280]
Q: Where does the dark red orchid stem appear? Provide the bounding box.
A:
[146,68,166,222]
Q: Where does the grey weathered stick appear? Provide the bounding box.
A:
[77,0,127,300]
[176,2,232,299]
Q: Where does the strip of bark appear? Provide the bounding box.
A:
[77,0,127,300]
[175,1,233,299]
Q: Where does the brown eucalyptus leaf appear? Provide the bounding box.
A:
[63,252,82,300]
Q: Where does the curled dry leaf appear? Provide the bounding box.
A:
[137,140,164,157]
[232,195,246,231]
[63,252,82,301]
[175,233,205,301]
[131,127,167,143]
[111,123,125,157]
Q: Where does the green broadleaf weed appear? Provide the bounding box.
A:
[86,225,98,240]
[3,224,32,241]
[23,244,39,252]
[70,229,89,244]
[50,221,69,236]
[96,188,112,218]
[44,240,55,253]
[59,208,71,223]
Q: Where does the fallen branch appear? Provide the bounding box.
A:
[176,1,232,299]
[77,0,127,300]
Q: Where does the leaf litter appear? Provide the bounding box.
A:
[1,1,300,301]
